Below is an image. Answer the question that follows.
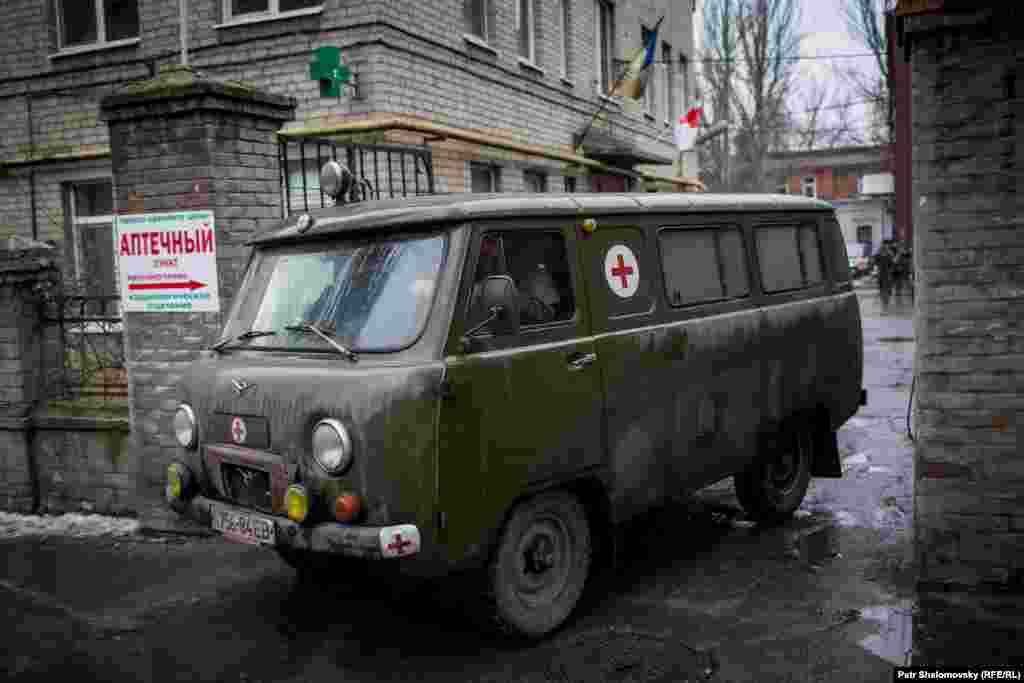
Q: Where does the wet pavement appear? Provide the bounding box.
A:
[3,284,1023,682]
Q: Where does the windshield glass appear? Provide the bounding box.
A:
[228,232,447,352]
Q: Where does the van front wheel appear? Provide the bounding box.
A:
[734,429,812,523]
[485,491,591,639]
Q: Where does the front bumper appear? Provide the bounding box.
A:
[177,495,421,560]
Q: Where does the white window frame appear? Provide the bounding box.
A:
[470,162,501,193]
[68,180,122,318]
[802,175,817,198]
[662,43,674,126]
[55,0,140,54]
[558,0,570,79]
[221,0,324,26]
[595,0,615,96]
[464,0,490,42]
[517,0,537,64]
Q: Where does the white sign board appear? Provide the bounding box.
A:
[116,210,220,313]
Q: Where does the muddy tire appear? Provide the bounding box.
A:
[734,429,813,523]
[483,491,591,639]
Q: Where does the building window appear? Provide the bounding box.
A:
[57,0,139,49]
[517,0,537,63]
[641,26,657,117]
[68,181,117,296]
[471,162,501,193]
[802,175,816,198]
[662,42,674,125]
[524,170,548,193]
[596,0,615,95]
[856,225,872,244]
[225,0,321,21]
[465,0,489,41]
[565,176,577,192]
[558,0,570,78]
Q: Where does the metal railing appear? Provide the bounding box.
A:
[279,136,435,216]
[40,295,127,403]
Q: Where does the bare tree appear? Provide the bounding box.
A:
[698,0,739,191]
[729,0,802,192]
[839,0,894,145]
[792,78,865,150]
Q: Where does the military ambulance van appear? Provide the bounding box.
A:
[166,179,865,638]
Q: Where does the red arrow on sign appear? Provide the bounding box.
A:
[128,280,207,291]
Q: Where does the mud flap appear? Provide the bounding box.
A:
[810,408,842,478]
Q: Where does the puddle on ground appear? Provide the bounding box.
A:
[858,601,915,666]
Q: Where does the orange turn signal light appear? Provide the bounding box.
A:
[334,493,362,523]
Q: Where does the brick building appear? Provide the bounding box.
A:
[766,145,895,257]
[895,0,1024,590]
[0,0,701,295]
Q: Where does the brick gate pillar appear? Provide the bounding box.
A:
[100,66,295,517]
[903,7,1024,591]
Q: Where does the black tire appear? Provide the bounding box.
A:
[734,428,813,523]
[484,491,591,639]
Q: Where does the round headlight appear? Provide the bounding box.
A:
[312,419,353,475]
[173,404,197,449]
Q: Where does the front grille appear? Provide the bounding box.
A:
[222,463,273,512]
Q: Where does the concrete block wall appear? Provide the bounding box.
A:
[906,6,1024,590]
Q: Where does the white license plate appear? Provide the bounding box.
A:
[211,505,276,546]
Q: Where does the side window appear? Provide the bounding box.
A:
[755,225,803,292]
[467,231,576,333]
[756,223,825,293]
[798,224,823,284]
[659,226,748,307]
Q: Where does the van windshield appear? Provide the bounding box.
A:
[224,233,447,352]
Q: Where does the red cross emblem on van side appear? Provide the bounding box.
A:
[230,416,247,445]
[611,253,634,289]
[387,533,413,556]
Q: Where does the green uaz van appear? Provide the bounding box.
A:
[166,188,865,638]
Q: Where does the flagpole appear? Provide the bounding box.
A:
[575,15,664,155]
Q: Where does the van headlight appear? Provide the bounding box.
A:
[312,419,353,475]
[173,404,197,449]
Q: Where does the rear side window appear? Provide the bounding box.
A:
[659,226,749,307]
[827,219,851,283]
[755,223,824,293]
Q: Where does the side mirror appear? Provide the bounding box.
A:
[463,275,520,340]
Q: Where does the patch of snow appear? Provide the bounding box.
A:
[0,512,139,539]
[844,452,871,466]
[834,510,860,528]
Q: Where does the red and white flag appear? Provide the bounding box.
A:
[674,106,703,151]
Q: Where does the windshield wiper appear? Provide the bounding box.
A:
[284,321,358,362]
[211,329,277,352]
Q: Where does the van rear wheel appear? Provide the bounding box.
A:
[734,429,812,523]
[484,491,591,639]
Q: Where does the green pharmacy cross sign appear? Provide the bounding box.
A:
[310,46,352,98]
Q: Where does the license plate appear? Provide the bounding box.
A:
[211,505,276,546]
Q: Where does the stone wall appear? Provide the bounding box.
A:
[906,6,1024,590]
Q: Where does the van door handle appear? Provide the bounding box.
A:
[567,351,597,371]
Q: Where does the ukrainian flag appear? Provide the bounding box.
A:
[611,16,663,102]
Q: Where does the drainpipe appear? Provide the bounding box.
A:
[26,95,39,241]
[179,0,189,66]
